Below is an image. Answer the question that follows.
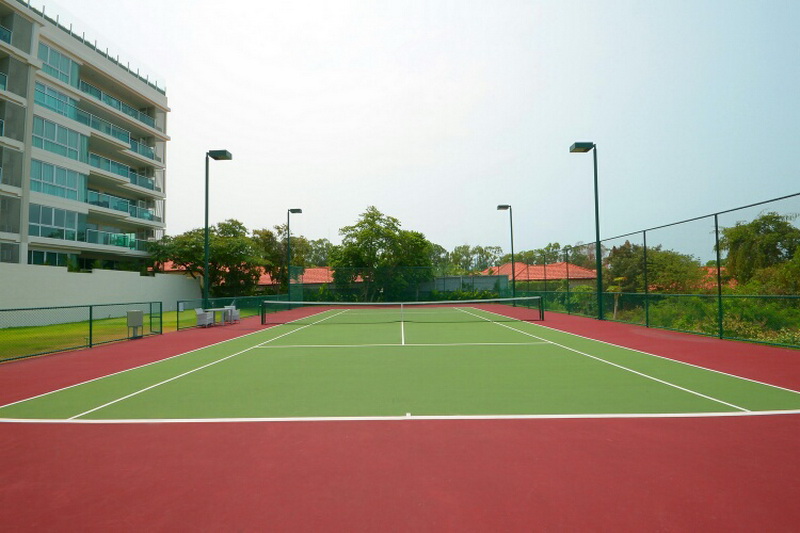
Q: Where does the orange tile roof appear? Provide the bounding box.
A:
[259,267,362,286]
[481,262,597,281]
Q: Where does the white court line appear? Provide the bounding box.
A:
[0,326,273,411]
[3,408,800,425]
[457,307,752,413]
[65,310,350,420]
[254,342,549,349]
[533,317,800,397]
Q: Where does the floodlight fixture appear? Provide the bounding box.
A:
[203,149,233,308]
[570,140,604,319]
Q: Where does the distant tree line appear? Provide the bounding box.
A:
[148,209,799,302]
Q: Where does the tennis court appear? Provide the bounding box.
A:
[3,298,799,422]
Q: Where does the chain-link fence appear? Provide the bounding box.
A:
[520,192,800,348]
[287,266,508,303]
[0,301,162,362]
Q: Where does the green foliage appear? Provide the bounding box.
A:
[429,289,496,301]
[307,238,334,267]
[605,241,703,293]
[447,244,502,274]
[329,206,435,301]
[147,219,263,297]
[719,212,800,284]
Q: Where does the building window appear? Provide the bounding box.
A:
[34,82,79,120]
[32,116,88,163]
[30,160,87,202]
[28,203,79,241]
[37,43,80,87]
[28,249,74,267]
[0,242,20,263]
[0,194,21,233]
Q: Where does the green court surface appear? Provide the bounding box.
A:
[2,305,800,421]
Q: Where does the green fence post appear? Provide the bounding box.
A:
[565,248,572,315]
[714,214,724,339]
[643,230,650,328]
[88,305,93,348]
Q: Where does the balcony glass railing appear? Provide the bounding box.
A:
[0,72,7,91]
[129,138,156,160]
[84,229,146,250]
[85,191,161,222]
[37,87,157,160]
[79,80,157,129]
[0,25,11,45]
[36,87,130,143]
[87,190,129,213]
[88,152,155,191]
[129,204,160,222]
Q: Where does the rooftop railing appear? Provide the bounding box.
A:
[15,0,166,95]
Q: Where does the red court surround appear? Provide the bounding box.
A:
[1,313,799,531]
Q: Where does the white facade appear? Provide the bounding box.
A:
[0,262,198,311]
[0,0,168,271]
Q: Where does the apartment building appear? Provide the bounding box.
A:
[0,0,168,271]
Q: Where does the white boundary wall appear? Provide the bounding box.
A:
[0,263,200,311]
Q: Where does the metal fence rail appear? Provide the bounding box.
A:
[0,301,162,362]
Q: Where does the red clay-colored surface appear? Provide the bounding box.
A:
[541,311,800,391]
[2,313,800,531]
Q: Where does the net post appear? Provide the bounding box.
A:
[88,305,93,348]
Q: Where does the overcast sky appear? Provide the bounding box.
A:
[38,0,800,258]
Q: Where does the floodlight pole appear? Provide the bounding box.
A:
[570,141,604,320]
[497,204,515,299]
[286,208,302,291]
[203,149,232,309]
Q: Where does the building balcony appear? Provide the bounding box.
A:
[36,86,159,162]
[85,228,148,251]
[79,80,157,130]
[0,25,10,45]
[88,152,156,191]
[28,226,149,253]
[86,189,162,223]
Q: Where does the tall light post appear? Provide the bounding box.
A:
[569,141,604,320]
[497,204,515,299]
[203,149,232,308]
[286,208,302,293]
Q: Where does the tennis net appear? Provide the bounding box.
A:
[260,297,544,326]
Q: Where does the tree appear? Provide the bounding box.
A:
[251,224,311,291]
[509,243,563,266]
[473,246,502,271]
[605,241,704,293]
[148,219,263,297]
[449,245,474,273]
[448,245,502,273]
[718,212,800,284]
[329,206,435,301]
[606,241,644,293]
[308,238,335,267]
[429,244,450,276]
